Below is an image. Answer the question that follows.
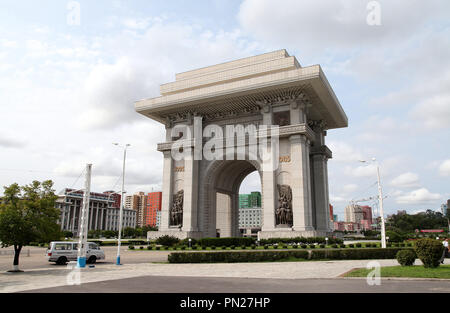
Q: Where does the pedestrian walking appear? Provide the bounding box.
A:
[440,238,448,264]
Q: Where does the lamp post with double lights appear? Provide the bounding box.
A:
[359,158,387,248]
[113,143,130,265]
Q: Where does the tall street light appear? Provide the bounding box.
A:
[359,158,387,248]
[113,143,130,265]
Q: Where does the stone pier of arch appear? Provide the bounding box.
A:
[135,50,348,240]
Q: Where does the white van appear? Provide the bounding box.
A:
[47,241,105,265]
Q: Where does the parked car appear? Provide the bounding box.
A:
[46,241,105,265]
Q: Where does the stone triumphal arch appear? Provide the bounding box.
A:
[135,50,348,239]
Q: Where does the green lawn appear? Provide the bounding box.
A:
[345,265,450,279]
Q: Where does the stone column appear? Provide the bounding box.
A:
[312,154,331,232]
[100,208,104,230]
[160,150,173,231]
[182,147,199,233]
[60,206,66,231]
[261,141,277,231]
[309,122,331,233]
[290,135,314,231]
[260,102,276,231]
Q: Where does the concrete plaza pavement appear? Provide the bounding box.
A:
[0,246,170,272]
[25,275,450,293]
[2,258,450,293]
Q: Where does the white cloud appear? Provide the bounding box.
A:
[0,135,26,149]
[411,94,450,129]
[396,188,441,204]
[390,172,420,188]
[439,160,450,177]
[346,163,378,178]
[238,0,449,55]
[330,194,347,204]
[328,141,363,163]
[342,184,358,194]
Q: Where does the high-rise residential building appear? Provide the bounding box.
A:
[125,192,146,227]
[239,192,261,208]
[55,188,136,236]
[344,204,373,231]
[238,191,262,237]
[145,192,162,228]
[361,206,373,225]
[442,201,449,216]
[156,210,162,229]
[345,204,364,223]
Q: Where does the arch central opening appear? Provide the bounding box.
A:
[210,160,261,238]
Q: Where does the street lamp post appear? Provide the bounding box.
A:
[113,143,130,265]
[360,158,387,249]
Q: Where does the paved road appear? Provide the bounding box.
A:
[0,246,169,271]
[23,275,450,293]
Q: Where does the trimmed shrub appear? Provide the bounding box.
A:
[251,245,256,249]
[331,244,338,248]
[129,240,147,245]
[301,244,307,249]
[155,246,160,250]
[310,248,413,260]
[292,244,298,249]
[355,243,362,248]
[414,238,444,268]
[230,245,236,250]
[181,246,186,250]
[396,250,416,266]
[319,244,325,248]
[139,246,144,250]
[156,235,180,247]
[259,237,343,246]
[309,244,316,249]
[339,244,346,248]
[264,245,269,249]
[147,245,153,250]
[197,237,254,248]
[210,246,216,250]
[348,244,354,248]
[128,245,135,250]
[168,250,310,263]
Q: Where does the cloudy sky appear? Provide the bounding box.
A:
[0,0,449,219]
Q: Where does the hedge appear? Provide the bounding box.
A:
[310,248,414,260]
[168,250,309,263]
[259,237,343,245]
[168,248,414,263]
[196,237,255,247]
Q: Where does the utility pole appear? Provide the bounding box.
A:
[376,162,387,248]
[114,143,130,265]
[77,164,92,268]
[359,158,387,248]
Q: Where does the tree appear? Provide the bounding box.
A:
[387,210,448,234]
[123,227,136,238]
[0,181,61,272]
